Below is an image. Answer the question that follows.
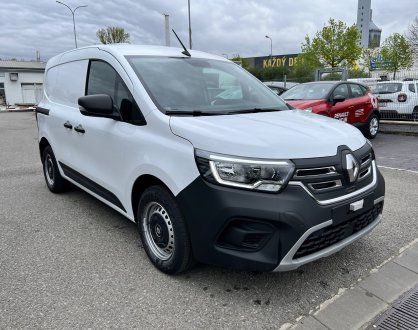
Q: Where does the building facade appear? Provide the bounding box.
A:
[0,61,45,106]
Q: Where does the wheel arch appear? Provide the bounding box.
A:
[39,137,50,159]
[371,109,381,119]
[131,174,171,223]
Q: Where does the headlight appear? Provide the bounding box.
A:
[304,107,313,113]
[195,149,295,192]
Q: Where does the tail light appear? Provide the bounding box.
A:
[398,93,407,102]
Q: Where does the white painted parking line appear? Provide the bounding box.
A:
[378,165,418,174]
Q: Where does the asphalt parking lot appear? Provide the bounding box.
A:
[1,112,417,329]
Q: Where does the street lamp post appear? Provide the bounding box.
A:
[265,35,272,63]
[56,1,88,48]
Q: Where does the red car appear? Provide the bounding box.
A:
[281,81,380,138]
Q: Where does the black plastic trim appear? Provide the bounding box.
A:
[175,167,385,271]
[36,107,50,116]
[59,162,126,212]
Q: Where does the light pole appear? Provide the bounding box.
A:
[188,0,192,49]
[56,1,87,48]
[265,35,272,63]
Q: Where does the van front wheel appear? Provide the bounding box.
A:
[137,186,194,274]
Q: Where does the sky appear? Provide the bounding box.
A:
[0,0,416,62]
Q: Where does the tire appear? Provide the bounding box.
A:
[137,185,194,274]
[412,107,418,121]
[42,145,70,193]
[364,114,379,139]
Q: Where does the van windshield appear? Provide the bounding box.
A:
[126,56,289,115]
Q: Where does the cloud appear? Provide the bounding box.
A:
[0,0,416,61]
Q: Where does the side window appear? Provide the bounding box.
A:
[408,83,416,93]
[349,84,365,98]
[87,60,145,125]
[332,84,350,99]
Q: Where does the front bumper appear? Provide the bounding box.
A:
[176,163,385,272]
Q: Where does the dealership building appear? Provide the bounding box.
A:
[0,60,45,107]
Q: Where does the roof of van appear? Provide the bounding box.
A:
[50,44,226,62]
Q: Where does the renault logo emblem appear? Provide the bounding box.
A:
[342,152,359,183]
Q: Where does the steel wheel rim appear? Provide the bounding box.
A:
[370,117,379,136]
[44,154,55,186]
[142,202,174,260]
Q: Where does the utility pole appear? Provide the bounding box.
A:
[163,14,170,46]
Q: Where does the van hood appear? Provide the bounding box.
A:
[169,110,366,159]
[286,99,325,109]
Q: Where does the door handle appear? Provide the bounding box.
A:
[63,121,73,129]
[74,124,85,134]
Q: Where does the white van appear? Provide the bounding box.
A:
[36,45,385,274]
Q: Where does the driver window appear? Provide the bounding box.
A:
[87,60,145,125]
[332,84,349,99]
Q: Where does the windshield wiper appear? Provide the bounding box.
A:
[165,110,226,116]
[227,108,283,115]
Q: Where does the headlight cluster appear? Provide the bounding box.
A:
[195,149,295,192]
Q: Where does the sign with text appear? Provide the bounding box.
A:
[246,54,301,69]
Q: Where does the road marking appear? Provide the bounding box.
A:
[378,165,418,174]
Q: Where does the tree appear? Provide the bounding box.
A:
[96,27,130,44]
[359,46,380,76]
[301,18,362,68]
[380,33,413,80]
[406,16,418,57]
[230,55,250,70]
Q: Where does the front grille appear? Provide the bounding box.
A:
[290,145,374,198]
[294,202,383,259]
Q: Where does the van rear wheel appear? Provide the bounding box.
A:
[42,146,70,193]
[137,186,194,274]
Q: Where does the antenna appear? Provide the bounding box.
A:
[172,29,191,57]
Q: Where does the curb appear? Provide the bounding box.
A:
[285,239,418,330]
[380,121,418,137]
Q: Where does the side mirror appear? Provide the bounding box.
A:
[78,94,114,116]
[332,95,346,105]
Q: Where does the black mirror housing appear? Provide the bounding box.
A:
[332,95,346,105]
[78,94,114,116]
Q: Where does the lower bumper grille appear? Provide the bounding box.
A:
[294,202,383,259]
